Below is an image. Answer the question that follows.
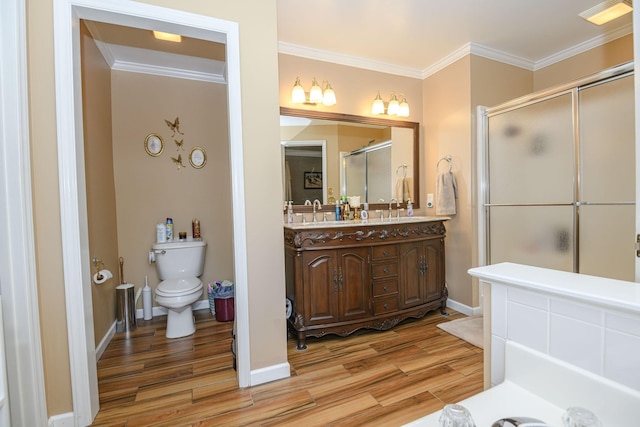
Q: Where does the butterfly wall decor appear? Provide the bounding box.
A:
[171,154,185,170]
[164,117,184,137]
[174,139,184,151]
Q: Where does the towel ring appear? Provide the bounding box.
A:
[396,164,407,178]
[437,155,453,172]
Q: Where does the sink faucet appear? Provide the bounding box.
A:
[304,200,312,206]
[388,198,399,219]
[312,199,322,222]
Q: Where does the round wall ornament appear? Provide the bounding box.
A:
[189,146,207,169]
[144,133,164,157]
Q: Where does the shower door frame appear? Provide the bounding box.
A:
[477,61,635,278]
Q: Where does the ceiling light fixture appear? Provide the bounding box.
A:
[579,0,633,25]
[372,91,410,117]
[291,77,337,106]
[152,31,182,43]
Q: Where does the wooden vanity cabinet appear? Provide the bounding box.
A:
[284,220,447,350]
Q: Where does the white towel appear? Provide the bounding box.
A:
[436,171,457,215]
[395,178,411,202]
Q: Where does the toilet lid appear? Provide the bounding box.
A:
[157,277,202,294]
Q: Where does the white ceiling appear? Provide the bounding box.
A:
[86,1,633,82]
[276,0,633,78]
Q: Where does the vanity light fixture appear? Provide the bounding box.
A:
[372,91,410,117]
[291,77,337,106]
[579,0,632,25]
[152,31,182,43]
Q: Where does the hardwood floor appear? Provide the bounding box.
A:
[92,309,483,426]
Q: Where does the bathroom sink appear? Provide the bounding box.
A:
[284,216,448,229]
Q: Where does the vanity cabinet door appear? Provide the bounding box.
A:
[424,239,444,303]
[302,247,370,325]
[399,242,425,308]
[338,247,371,321]
[399,239,445,308]
[302,250,340,325]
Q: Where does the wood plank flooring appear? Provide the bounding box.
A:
[92,309,483,426]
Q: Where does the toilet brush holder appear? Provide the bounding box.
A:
[116,284,137,333]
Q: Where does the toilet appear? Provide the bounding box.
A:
[152,239,207,338]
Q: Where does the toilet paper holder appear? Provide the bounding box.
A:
[93,257,105,280]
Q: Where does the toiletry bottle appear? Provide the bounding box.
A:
[192,219,201,239]
[156,223,167,243]
[328,188,336,204]
[335,201,341,221]
[287,201,294,223]
[407,199,413,217]
[143,276,153,320]
[166,217,173,241]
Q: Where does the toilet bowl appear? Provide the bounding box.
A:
[155,277,203,338]
[152,239,207,338]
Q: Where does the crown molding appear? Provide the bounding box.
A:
[279,23,632,81]
[111,59,226,83]
[533,23,632,70]
[278,41,424,79]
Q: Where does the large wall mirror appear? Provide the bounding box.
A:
[280,107,420,209]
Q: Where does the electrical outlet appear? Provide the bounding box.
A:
[427,193,434,208]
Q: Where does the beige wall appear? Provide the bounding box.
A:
[111,71,234,314]
[81,22,120,346]
[534,34,633,91]
[279,54,424,120]
[423,56,474,305]
[29,0,285,416]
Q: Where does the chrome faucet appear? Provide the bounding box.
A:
[304,200,312,206]
[388,198,399,219]
[312,199,322,222]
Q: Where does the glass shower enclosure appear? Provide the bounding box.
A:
[479,62,635,281]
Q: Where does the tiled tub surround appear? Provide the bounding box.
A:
[468,262,640,391]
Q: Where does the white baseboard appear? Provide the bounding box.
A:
[250,362,290,386]
[446,298,481,316]
[48,412,74,427]
[95,321,116,361]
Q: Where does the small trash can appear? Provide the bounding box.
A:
[208,280,234,322]
[116,283,137,333]
[214,296,234,322]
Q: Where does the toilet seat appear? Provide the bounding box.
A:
[156,277,202,296]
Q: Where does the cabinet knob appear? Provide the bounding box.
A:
[383,250,388,256]
[383,286,388,292]
[383,304,389,309]
[383,267,388,274]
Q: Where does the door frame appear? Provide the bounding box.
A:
[0,0,48,425]
[53,0,249,424]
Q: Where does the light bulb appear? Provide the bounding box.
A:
[291,77,306,104]
[372,92,385,115]
[322,82,336,106]
[398,97,410,117]
[309,77,323,104]
[387,93,399,116]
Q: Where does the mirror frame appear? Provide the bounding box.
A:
[280,107,420,210]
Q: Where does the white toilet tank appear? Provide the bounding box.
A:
[152,240,207,280]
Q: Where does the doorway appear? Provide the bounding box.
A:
[53,1,248,424]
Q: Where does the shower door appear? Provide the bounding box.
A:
[483,64,635,281]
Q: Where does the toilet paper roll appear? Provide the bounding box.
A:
[93,269,113,285]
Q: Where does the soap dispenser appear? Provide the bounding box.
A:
[407,199,413,217]
[287,201,294,223]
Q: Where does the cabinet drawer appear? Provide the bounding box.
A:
[372,262,398,279]
[373,296,399,315]
[371,245,397,260]
[372,280,398,297]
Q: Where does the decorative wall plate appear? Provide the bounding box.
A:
[144,133,164,157]
[189,146,207,169]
